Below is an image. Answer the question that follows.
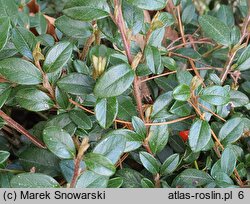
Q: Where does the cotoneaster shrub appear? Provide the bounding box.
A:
[0,0,249,188]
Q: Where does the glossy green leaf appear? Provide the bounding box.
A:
[84,153,116,176]
[93,135,126,164]
[173,84,191,101]
[117,96,137,121]
[0,58,42,85]
[216,5,235,28]
[151,91,173,118]
[229,90,249,107]
[139,151,160,175]
[126,0,168,10]
[76,170,109,188]
[0,17,10,51]
[141,178,154,188]
[148,123,169,154]
[122,1,144,35]
[172,169,213,187]
[43,126,76,159]
[160,154,180,176]
[108,177,123,188]
[200,86,230,106]
[218,117,244,145]
[57,73,95,95]
[63,0,109,21]
[221,146,237,176]
[95,97,118,129]
[145,45,162,74]
[94,64,135,98]
[132,116,146,139]
[55,15,92,39]
[59,160,85,183]
[0,0,18,18]
[19,147,60,177]
[16,87,54,111]
[0,150,10,164]
[199,15,231,46]
[12,27,37,60]
[43,42,73,73]
[11,173,60,188]
[105,129,142,152]
[116,168,143,188]
[162,57,177,71]
[170,101,192,117]
[0,83,11,108]
[189,119,211,152]
[69,110,92,130]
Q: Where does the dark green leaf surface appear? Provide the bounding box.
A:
[0,58,42,85]
[145,45,162,74]
[0,17,10,51]
[0,150,9,164]
[139,151,160,175]
[63,0,109,21]
[76,170,109,188]
[189,119,211,152]
[132,116,146,139]
[94,64,135,98]
[218,118,244,145]
[16,87,54,111]
[199,15,231,46]
[69,110,92,130]
[12,27,37,60]
[57,73,95,95]
[126,0,168,10]
[55,15,92,39]
[173,84,191,101]
[93,135,126,164]
[200,86,230,106]
[43,126,76,159]
[43,42,73,73]
[11,173,60,188]
[221,146,237,176]
[160,154,180,176]
[95,97,118,129]
[84,153,116,176]
[148,123,169,154]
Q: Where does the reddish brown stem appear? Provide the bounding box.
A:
[0,110,46,148]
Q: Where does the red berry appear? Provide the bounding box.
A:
[179,130,189,142]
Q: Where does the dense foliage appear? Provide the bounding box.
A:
[0,0,249,188]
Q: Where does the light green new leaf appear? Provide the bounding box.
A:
[189,119,211,152]
[11,173,60,188]
[95,97,118,129]
[16,87,54,111]
[0,58,42,85]
[199,15,231,46]
[43,126,76,159]
[43,42,73,73]
[94,64,135,98]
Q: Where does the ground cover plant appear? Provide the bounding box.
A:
[0,0,249,188]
